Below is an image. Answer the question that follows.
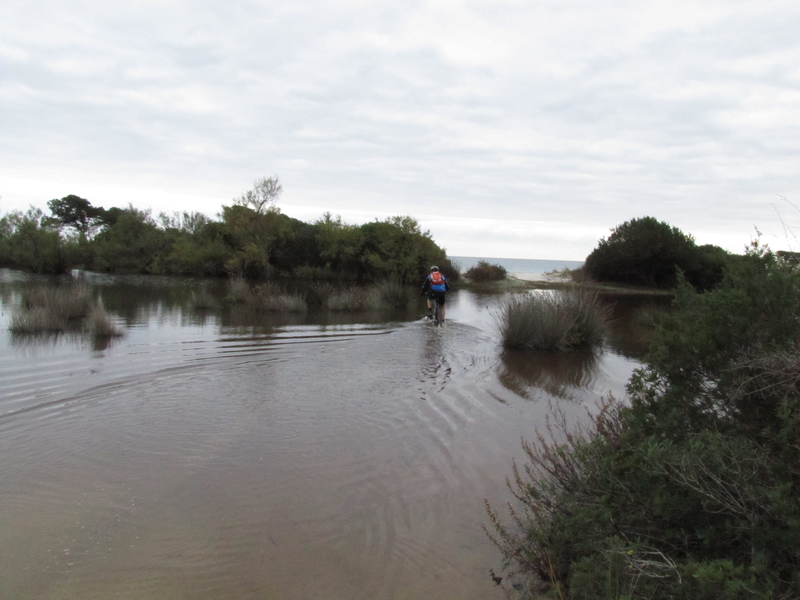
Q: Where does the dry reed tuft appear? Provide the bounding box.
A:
[495,289,611,351]
[327,287,370,311]
[248,283,307,312]
[225,275,250,304]
[9,285,124,339]
[374,278,412,309]
[190,286,219,310]
[85,306,124,338]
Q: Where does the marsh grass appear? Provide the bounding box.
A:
[327,287,371,311]
[222,277,412,312]
[374,278,413,309]
[495,289,611,351]
[225,275,250,304]
[9,285,123,339]
[190,286,220,310]
[86,304,124,338]
[248,283,307,312]
[304,282,336,309]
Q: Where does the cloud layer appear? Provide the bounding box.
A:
[2,0,799,258]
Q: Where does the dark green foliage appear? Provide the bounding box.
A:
[0,207,68,273]
[465,260,508,282]
[487,245,800,599]
[584,216,729,290]
[90,207,168,273]
[2,185,455,284]
[47,195,104,239]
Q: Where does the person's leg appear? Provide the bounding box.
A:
[439,295,446,322]
[427,296,433,318]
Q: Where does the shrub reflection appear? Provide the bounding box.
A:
[497,348,601,401]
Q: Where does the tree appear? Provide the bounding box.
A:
[47,195,103,239]
[234,176,283,214]
[584,216,726,289]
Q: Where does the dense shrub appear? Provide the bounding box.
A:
[465,260,507,282]
[584,216,729,290]
[495,289,611,351]
[0,208,68,273]
[487,245,800,599]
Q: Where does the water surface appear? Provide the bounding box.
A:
[0,270,649,599]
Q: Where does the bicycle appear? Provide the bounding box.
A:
[431,296,440,326]
[426,292,443,326]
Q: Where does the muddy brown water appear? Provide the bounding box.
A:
[0,270,660,599]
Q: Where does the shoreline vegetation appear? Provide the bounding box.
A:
[485,231,800,597]
[0,179,459,288]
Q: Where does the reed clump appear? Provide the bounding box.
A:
[9,285,123,338]
[495,289,610,351]
[85,303,124,338]
[225,275,250,304]
[248,283,307,312]
[327,287,373,311]
[190,286,220,310]
[374,278,413,309]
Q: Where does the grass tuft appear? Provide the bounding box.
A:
[495,288,611,351]
[9,285,124,339]
[190,286,220,310]
[374,278,413,309]
[249,283,307,312]
[86,306,124,338]
[225,275,250,304]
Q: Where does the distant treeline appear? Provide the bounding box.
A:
[0,180,458,284]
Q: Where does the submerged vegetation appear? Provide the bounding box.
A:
[219,275,415,312]
[0,179,459,286]
[495,289,611,351]
[486,244,800,599]
[9,285,123,339]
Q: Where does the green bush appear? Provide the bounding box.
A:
[584,216,729,290]
[465,260,508,282]
[486,245,800,599]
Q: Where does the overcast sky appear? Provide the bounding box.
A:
[2,0,799,260]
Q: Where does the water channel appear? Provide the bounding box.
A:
[0,269,662,599]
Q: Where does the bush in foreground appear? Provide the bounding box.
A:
[495,290,610,351]
[485,246,800,599]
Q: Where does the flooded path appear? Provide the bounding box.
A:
[0,272,645,599]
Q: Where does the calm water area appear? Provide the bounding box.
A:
[450,257,584,281]
[0,264,664,599]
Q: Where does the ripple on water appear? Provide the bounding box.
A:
[0,281,646,600]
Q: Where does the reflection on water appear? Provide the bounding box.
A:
[498,348,602,401]
[0,269,663,600]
